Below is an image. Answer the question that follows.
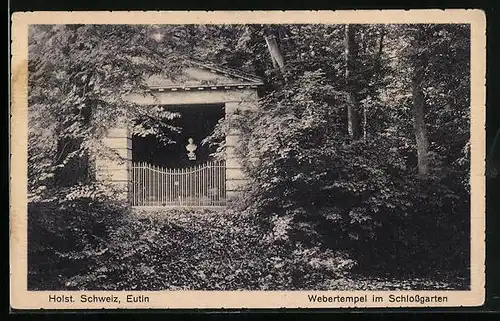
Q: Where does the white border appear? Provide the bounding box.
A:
[10,10,486,309]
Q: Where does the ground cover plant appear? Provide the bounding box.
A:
[29,208,465,291]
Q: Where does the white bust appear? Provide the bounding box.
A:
[186,138,197,160]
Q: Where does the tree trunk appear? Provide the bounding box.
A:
[246,25,270,94]
[363,102,367,140]
[360,28,367,141]
[344,25,362,140]
[410,26,431,177]
[264,34,285,73]
[412,62,429,177]
[375,27,385,74]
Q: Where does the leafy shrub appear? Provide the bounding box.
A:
[59,208,356,290]
[27,183,128,290]
[226,69,470,279]
[29,203,463,290]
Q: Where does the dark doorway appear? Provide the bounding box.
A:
[132,103,225,168]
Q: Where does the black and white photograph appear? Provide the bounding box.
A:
[10,10,485,309]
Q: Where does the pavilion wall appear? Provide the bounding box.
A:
[95,121,133,202]
[96,87,260,204]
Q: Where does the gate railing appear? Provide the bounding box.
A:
[131,160,226,207]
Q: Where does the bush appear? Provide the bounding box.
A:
[227,69,470,279]
[58,208,356,290]
[27,183,128,290]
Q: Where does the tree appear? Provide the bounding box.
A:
[27,25,207,288]
[264,32,286,74]
[408,25,431,177]
[28,25,184,201]
[411,41,430,176]
[219,23,471,275]
[344,24,362,140]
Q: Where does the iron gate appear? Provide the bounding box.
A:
[131,160,226,207]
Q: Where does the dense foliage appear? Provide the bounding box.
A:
[30,209,463,291]
[206,24,470,276]
[28,194,127,289]
[27,24,471,289]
